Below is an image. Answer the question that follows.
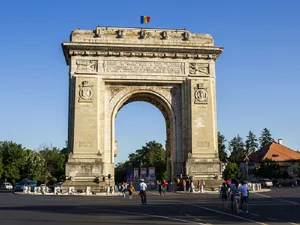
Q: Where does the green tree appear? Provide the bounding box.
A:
[218,132,228,162]
[0,141,27,184]
[259,128,274,148]
[39,145,68,184]
[0,150,3,180]
[228,135,246,163]
[245,131,258,154]
[128,141,167,181]
[223,162,240,180]
[22,150,45,182]
[254,158,280,179]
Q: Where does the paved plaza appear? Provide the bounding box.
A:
[0,188,299,225]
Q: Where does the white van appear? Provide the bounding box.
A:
[0,182,13,190]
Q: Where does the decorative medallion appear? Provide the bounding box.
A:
[79,81,93,102]
[194,83,208,104]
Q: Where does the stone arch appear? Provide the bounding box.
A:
[108,87,177,178]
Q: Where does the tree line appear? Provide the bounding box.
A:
[0,141,67,185]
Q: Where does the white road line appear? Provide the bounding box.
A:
[253,193,299,205]
[77,206,206,225]
[185,203,268,225]
[266,217,277,221]
[251,213,260,217]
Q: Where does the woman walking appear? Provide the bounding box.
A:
[220,182,230,211]
[128,182,135,199]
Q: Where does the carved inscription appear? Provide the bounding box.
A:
[102,61,184,74]
[197,141,210,148]
[189,63,209,76]
[76,60,98,73]
[78,141,92,147]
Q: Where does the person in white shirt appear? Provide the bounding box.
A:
[139,179,147,205]
[239,181,249,213]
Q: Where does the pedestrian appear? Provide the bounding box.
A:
[239,181,249,213]
[230,182,241,213]
[220,182,230,211]
[157,181,162,195]
[183,179,187,193]
[190,181,195,192]
[139,179,147,205]
[128,182,135,199]
[162,180,168,196]
[121,182,127,198]
[197,181,201,193]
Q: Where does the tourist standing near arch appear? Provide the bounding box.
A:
[139,179,147,205]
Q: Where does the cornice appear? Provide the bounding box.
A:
[62,43,223,65]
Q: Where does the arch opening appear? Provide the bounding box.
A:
[111,91,176,182]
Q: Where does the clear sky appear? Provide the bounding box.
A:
[1,1,299,163]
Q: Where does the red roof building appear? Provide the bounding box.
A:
[248,141,300,163]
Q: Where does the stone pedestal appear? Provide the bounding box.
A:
[186,154,222,180]
[65,155,103,181]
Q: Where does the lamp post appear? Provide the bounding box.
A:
[245,155,249,181]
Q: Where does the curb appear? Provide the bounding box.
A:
[13,192,123,197]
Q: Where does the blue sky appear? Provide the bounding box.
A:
[0,1,299,163]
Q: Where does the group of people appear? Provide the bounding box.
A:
[157,180,168,196]
[119,179,148,205]
[219,180,249,213]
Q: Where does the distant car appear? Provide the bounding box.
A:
[0,182,13,190]
[259,179,273,188]
[277,179,297,187]
[49,182,62,192]
[14,180,37,192]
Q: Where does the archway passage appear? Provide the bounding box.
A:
[62,26,223,189]
[113,93,174,183]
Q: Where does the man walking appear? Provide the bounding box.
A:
[139,179,147,205]
[239,181,249,213]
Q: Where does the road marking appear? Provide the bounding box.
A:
[185,203,268,225]
[253,193,299,205]
[266,217,277,221]
[251,213,260,217]
[77,206,207,224]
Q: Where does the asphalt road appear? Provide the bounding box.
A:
[0,187,300,225]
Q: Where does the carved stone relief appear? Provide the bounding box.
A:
[102,61,184,74]
[76,60,98,73]
[189,63,209,76]
[78,141,92,147]
[194,83,208,104]
[79,81,93,102]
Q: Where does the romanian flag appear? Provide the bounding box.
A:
[141,16,151,24]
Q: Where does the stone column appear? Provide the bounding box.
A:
[185,62,222,180]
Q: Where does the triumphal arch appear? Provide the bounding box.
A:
[62,26,223,187]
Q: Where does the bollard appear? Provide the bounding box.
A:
[86,187,92,195]
[68,187,75,195]
[201,185,204,193]
[54,187,60,195]
[107,186,110,195]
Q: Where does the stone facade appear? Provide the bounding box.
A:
[62,26,223,186]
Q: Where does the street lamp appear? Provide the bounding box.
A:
[245,155,249,181]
